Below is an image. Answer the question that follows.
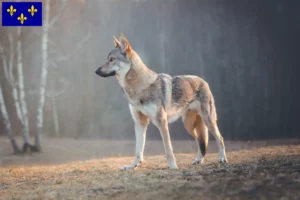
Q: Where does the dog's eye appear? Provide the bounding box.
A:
[109,57,115,62]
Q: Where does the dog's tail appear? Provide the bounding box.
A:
[194,115,209,156]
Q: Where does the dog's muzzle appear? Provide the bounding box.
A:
[95,68,116,77]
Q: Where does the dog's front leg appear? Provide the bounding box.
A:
[153,109,178,169]
[120,105,149,171]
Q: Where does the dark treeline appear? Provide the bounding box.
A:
[0,0,299,141]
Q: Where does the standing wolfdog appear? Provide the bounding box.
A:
[95,33,228,170]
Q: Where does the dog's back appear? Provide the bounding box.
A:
[154,74,214,122]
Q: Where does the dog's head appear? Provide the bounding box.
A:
[95,33,132,78]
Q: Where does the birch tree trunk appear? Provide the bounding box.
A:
[8,34,25,127]
[35,0,50,150]
[0,86,20,153]
[16,27,30,145]
[0,38,24,126]
[51,95,60,137]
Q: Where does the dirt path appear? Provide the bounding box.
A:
[0,138,300,200]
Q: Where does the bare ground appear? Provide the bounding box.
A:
[0,137,300,200]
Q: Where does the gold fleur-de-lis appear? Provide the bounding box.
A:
[7,5,16,16]
[17,13,27,24]
[28,5,38,16]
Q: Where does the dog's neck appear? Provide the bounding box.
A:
[117,50,158,99]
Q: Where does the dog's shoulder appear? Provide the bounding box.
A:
[158,73,172,79]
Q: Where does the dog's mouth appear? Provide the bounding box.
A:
[95,68,116,77]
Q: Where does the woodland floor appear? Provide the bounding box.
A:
[0,138,300,200]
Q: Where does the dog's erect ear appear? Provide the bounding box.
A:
[113,36,121,48]
[118,33,131,54]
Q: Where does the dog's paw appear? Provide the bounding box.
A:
[218,157,228,164]
[168,165,178,169]
[120,164,138,171]
[168,163,178,169]
[192,158,204,165]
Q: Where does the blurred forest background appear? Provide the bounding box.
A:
[0,0,299,151]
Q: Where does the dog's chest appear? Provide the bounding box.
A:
[122,83,159,107]
[137,103,158,118]
[122,89,148,107]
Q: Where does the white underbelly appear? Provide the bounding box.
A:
[167,107,184,123]
[166,101,201,123]
[136,101,200,124]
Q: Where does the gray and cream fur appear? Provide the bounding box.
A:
[95,33,228,170]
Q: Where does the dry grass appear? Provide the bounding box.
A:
[1,144,300,200]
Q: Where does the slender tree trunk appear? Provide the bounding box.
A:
[35,0,50,150]
[7,34,25,127]
[1,38,24,127]
[16,27,30,145]
[51,95,60,137]
[12,87,23,124]
[0,86,20,153]
[160,2,166,73]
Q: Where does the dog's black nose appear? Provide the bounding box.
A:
[95,68,101,76]
[95,67,107,77]
[95,67,116,77]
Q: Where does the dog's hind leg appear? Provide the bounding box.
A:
[199,101,228,163]
[183,110,208,165]
[120,105,149,171]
